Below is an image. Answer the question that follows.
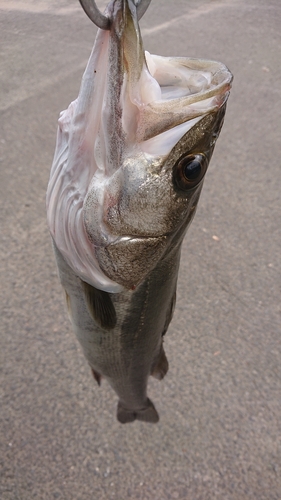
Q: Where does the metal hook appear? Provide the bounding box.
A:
[78,0,152,30]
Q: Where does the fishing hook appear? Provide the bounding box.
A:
[78,0,152,30]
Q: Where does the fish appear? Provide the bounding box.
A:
[46,0,232,423]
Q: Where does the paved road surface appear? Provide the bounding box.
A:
[1,0,280,498]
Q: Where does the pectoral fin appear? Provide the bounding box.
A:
[82,280,117,330]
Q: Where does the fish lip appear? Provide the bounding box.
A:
[96,233,169,248]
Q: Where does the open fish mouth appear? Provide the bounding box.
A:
[46,0,232,292]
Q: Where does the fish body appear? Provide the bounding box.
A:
[46,0,232,423]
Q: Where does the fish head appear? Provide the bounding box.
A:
[84,105,227,289]
[47,0,232,291]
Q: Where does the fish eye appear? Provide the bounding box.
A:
[174,153,208,190]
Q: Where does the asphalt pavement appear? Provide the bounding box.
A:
[0,0,280,499]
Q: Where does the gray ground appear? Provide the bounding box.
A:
[0,0,280,498]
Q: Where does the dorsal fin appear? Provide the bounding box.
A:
[162,290,176,337]
[151,343,169,380]
[91,368,102,386]
[82,280,117,330]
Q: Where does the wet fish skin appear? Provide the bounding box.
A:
[47,0,232,423]
[52,104,226,424]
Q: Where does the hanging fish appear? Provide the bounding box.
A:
[46,0,232,423]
